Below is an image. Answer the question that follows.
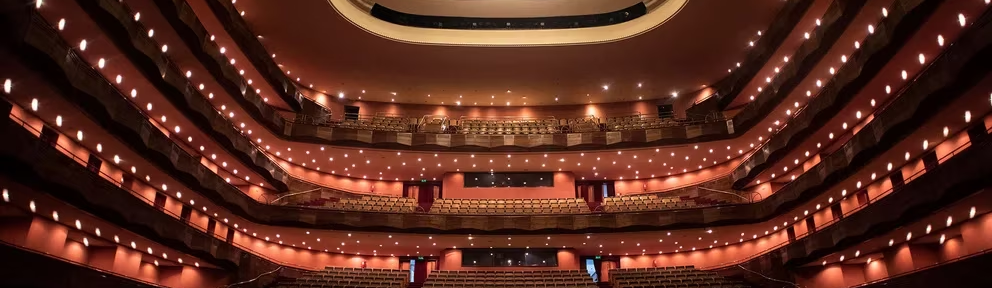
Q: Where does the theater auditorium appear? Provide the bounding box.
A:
[0,0,991,287]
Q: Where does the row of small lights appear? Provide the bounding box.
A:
[38,1,282,188]
[753,13,925,183]
[743,8,892,186]
[1,188,202,269]
[0,88,407,258]
[745,5,982,186]
[5,76,986,259]
[820,205,980,267]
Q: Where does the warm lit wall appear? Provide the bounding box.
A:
[673,87,714,118]
[233,231,400,270]
[441,172,576,199]
[863,258,889,282]
[619,229,790,269]
[0,216,227,288]
[438,249,579,270]
[284,162,405,196]
[795,264,848,288]
[613,157,742,196]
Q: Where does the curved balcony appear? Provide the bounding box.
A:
[728,0,953,188]
[6,0,991,232]
[3,0,989,234]
[20,0,292,191]
[0,103,989,275]
[188,1,303,111]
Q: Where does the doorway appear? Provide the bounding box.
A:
[585,258,599,282]
[580,256,603,283]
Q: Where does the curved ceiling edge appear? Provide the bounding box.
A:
[327,0,688,47]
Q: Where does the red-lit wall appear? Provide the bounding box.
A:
[441,172,577,199]
[284,162,405,196]
[613,158,741,196]
[1,216,229,288]
[233,231,401,270]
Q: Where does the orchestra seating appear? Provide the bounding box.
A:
[424,270,598,288]
[457,118,560,134]
[610,266,750,288]
[430,198,591,215]
[601,194,697,212]
[292,195,418,213]
[271,267,408,288]
[335,114,412,132]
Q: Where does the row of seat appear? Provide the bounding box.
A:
[556,117,598,133]
[430,198,591,215]
[425,270,597,288]
[605,115,686,131]
[333,115,412,132]
[322,114,716,134]
[610,266,750,288]
[271,267,407,288]
[290,195,418,213]
[455,118,561,134]
[601,194,698,212]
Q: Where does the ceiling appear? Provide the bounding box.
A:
[233,0,786,106]
[369,0,645,18]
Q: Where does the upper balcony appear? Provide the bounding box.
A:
[286,112,731,151]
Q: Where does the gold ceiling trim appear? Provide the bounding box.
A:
[327,0,688,47]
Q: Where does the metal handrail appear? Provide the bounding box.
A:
[697,187,751,203]
[268,188,323,204]
[221,266,283,288]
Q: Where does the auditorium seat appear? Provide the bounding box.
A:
[601,194,697,212]
[567,116,601,132]
[431,198,590,215]
[424,270,598,288]
[605,114,681,131]
[290,195,418,213]
[456,117,560,134]
[610,266,751,288]
[334,114,412,132]
[419,115,450,133]
[271,267,408,288]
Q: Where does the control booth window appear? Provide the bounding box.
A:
[461,248,558,267]
[464,172,554,188]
